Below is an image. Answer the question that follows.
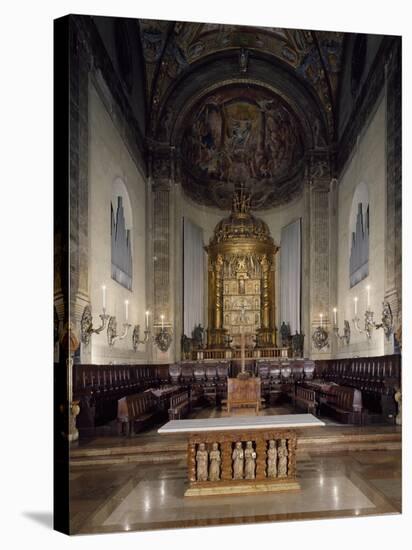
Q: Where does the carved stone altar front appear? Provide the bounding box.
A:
[158,414,325,497]
[186,429,299,497]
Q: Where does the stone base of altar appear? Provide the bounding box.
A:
[184,479,300,497]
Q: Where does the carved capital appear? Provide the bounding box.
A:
[306,150,333,189]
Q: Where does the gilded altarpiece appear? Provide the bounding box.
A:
[206,188,279,349]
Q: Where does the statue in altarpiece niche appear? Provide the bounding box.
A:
[280,322,291,348]
[244,441,256,479]
[181,334,192,357]
[209,442,221,481]
[196,443,209,481]
[267,439,278,478]
[292,331,304,357]
[232,441,244,479]
[192,324,204,349]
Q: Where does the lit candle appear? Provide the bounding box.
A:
[354,297,358,316]
[145,310,150,330]
[102,285,106,311]
[320,313,323,328]
[161,314,164,330]
[125,300,129,322]
[333,307,337,325]
[366,285,370,308]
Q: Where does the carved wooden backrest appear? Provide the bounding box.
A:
[169,363,181,383]
[182,364,194,381]
[206,365,217,380]
[227,378,261,405]
[217,363,229,379]
[194,364,206,381]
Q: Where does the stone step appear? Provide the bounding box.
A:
[71,451,186,467]
[298,440,401,454]
[70,431,400,467]
[71,440,185,458]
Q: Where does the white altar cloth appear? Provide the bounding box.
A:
[158,414,325,434]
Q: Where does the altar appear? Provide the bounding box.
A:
[158,414,325,497]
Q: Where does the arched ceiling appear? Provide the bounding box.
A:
[138,20,345,209]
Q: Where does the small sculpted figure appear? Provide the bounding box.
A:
[232,441,244,479]
[267,439,278,478]
[277,439,288,478]
[209,442,221,481]
[244,441,257,479]
[196,443,209,481]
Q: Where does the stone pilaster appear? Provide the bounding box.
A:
[329,178,339,358]
[69,26,92,363]
[384,40,402,353]
[307,153,333,359]
[150,146,175,362]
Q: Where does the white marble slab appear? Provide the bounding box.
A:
[158,414,325,434]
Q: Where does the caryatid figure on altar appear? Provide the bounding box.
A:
[277,439,288,478]
[196,443,209,481]
[267,439,277,478]
[244,441,257,479]
[232,441,244,479]
[209,442,221,481]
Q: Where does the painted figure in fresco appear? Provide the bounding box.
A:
[277,439,288,478]
[267,439,278,478]
[209,442,221,481]
[232,441,244,479]
[244,441,257,480]
[229,120,252,150]
[196,443,209,481]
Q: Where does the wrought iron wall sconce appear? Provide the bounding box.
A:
[80,305,110,345]
[380,301,394,339]
[333,320,351,346]
[132,324,152,351]
[107,316,131,346]
[353,309,374,339]
[353,302,393,340]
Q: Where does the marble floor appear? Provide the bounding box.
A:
[69,448,401,534]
